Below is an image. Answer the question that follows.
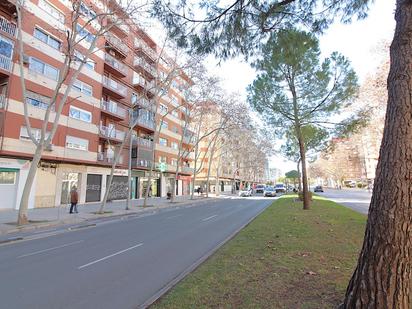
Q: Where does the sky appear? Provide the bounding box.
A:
[205,0,396,174]
[146,0,397,175]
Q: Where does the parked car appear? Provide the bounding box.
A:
[275,183,286,193]
[263,186,277,197]
[239,188,253,197]
[314,185,324,192]
[255,184,266,193]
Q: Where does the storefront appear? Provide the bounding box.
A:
[0,158,33,210]
[140,171,161,198]
[131,170,144,199]
[178,175,192,195]
[85,174,102,202]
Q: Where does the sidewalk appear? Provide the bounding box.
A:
[0,194,220,236]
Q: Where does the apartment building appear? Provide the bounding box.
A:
[0,0,195,210]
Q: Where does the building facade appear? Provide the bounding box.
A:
[0,0,195,209]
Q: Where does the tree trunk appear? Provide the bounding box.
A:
[341,2,412,307]
[296,127,310,210]
[297,159,302,191]
[17,145,43,225]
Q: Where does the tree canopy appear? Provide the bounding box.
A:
[151,0,371,59]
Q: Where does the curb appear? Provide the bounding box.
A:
[139,202,270,309]
[0,197,217,237]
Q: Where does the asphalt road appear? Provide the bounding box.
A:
[0,196,275,309]
[315,188,372,214]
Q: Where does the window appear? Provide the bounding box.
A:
[0,35,14,59]
[160,121,168,129]
[171,126,179,134]
[34,28,61,50]
[76,24,95,43]
[20,126,50,142]
[66,135,88,151]
[29,57,59,81]
[72,80,93,96]
[158,156,167,163]
[171,109,179,118]
[79,2,97,20]
[0,171,16,184]
[131,93,138,105]
[74,50,95,70]
[38,0,65,23]
[171,95,179,105]
[171,142,178,150]
[26,91,53,111]
[159,137,167,146]
[171,159,177,166]
[159,103,168,115]
[69,106,92,123]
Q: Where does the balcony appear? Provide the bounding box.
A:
[104,53,128,77]
[132,136,153,149]
[0,54,12,72]
[99,125,125,142]
[134,39,157,62]
[102,76,127,99]
[132,97,156,112]
[107,16,129,38]
[97,152,125,165]
[105,32,128,57]
[0,15,16,38]
[0,93,5,109]
[132,158,153,169]
[101,100,127,120]
[132,75,156,97]
[133,57,156,79]
[180,166,195,174]
[183,134,195,145]
[131,115,155,131]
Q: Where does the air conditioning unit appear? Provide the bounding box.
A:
[22,54,30,64]
[44,144,53,151]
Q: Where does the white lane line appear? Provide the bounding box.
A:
[201,215,218,222]
[78,243,144,270]
[17,240,84,258]
[167,214,183,220]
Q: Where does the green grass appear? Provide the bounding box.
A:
[152,195,366,309]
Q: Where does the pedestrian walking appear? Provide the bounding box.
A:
[69,186,79,214]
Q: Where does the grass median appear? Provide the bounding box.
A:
[152,195,366,309]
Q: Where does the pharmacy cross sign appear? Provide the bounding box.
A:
[158,162,167,172]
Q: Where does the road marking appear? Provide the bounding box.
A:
[78,243,144,270]
[201,215,218,222]
[167,214,183,219]
[17,240,84,258]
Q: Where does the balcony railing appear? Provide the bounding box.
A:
[181,166,194,174]
[103,76,127,97]
[134,57,156,77]
[0,54,12,72]
[0,93,5,109]
[133,97,155,112]
[132,136,153,148]
[99,125,125,141]
[105,32,129,55]
[97,152,124,164]
[134,39,157,61]
[134,116,155,130]
[104,53,128,76]
[132,158,153,168]
[0,16,16,37]
[101,100,127,119]
[133,76,156,94]
[183,134,194,144]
